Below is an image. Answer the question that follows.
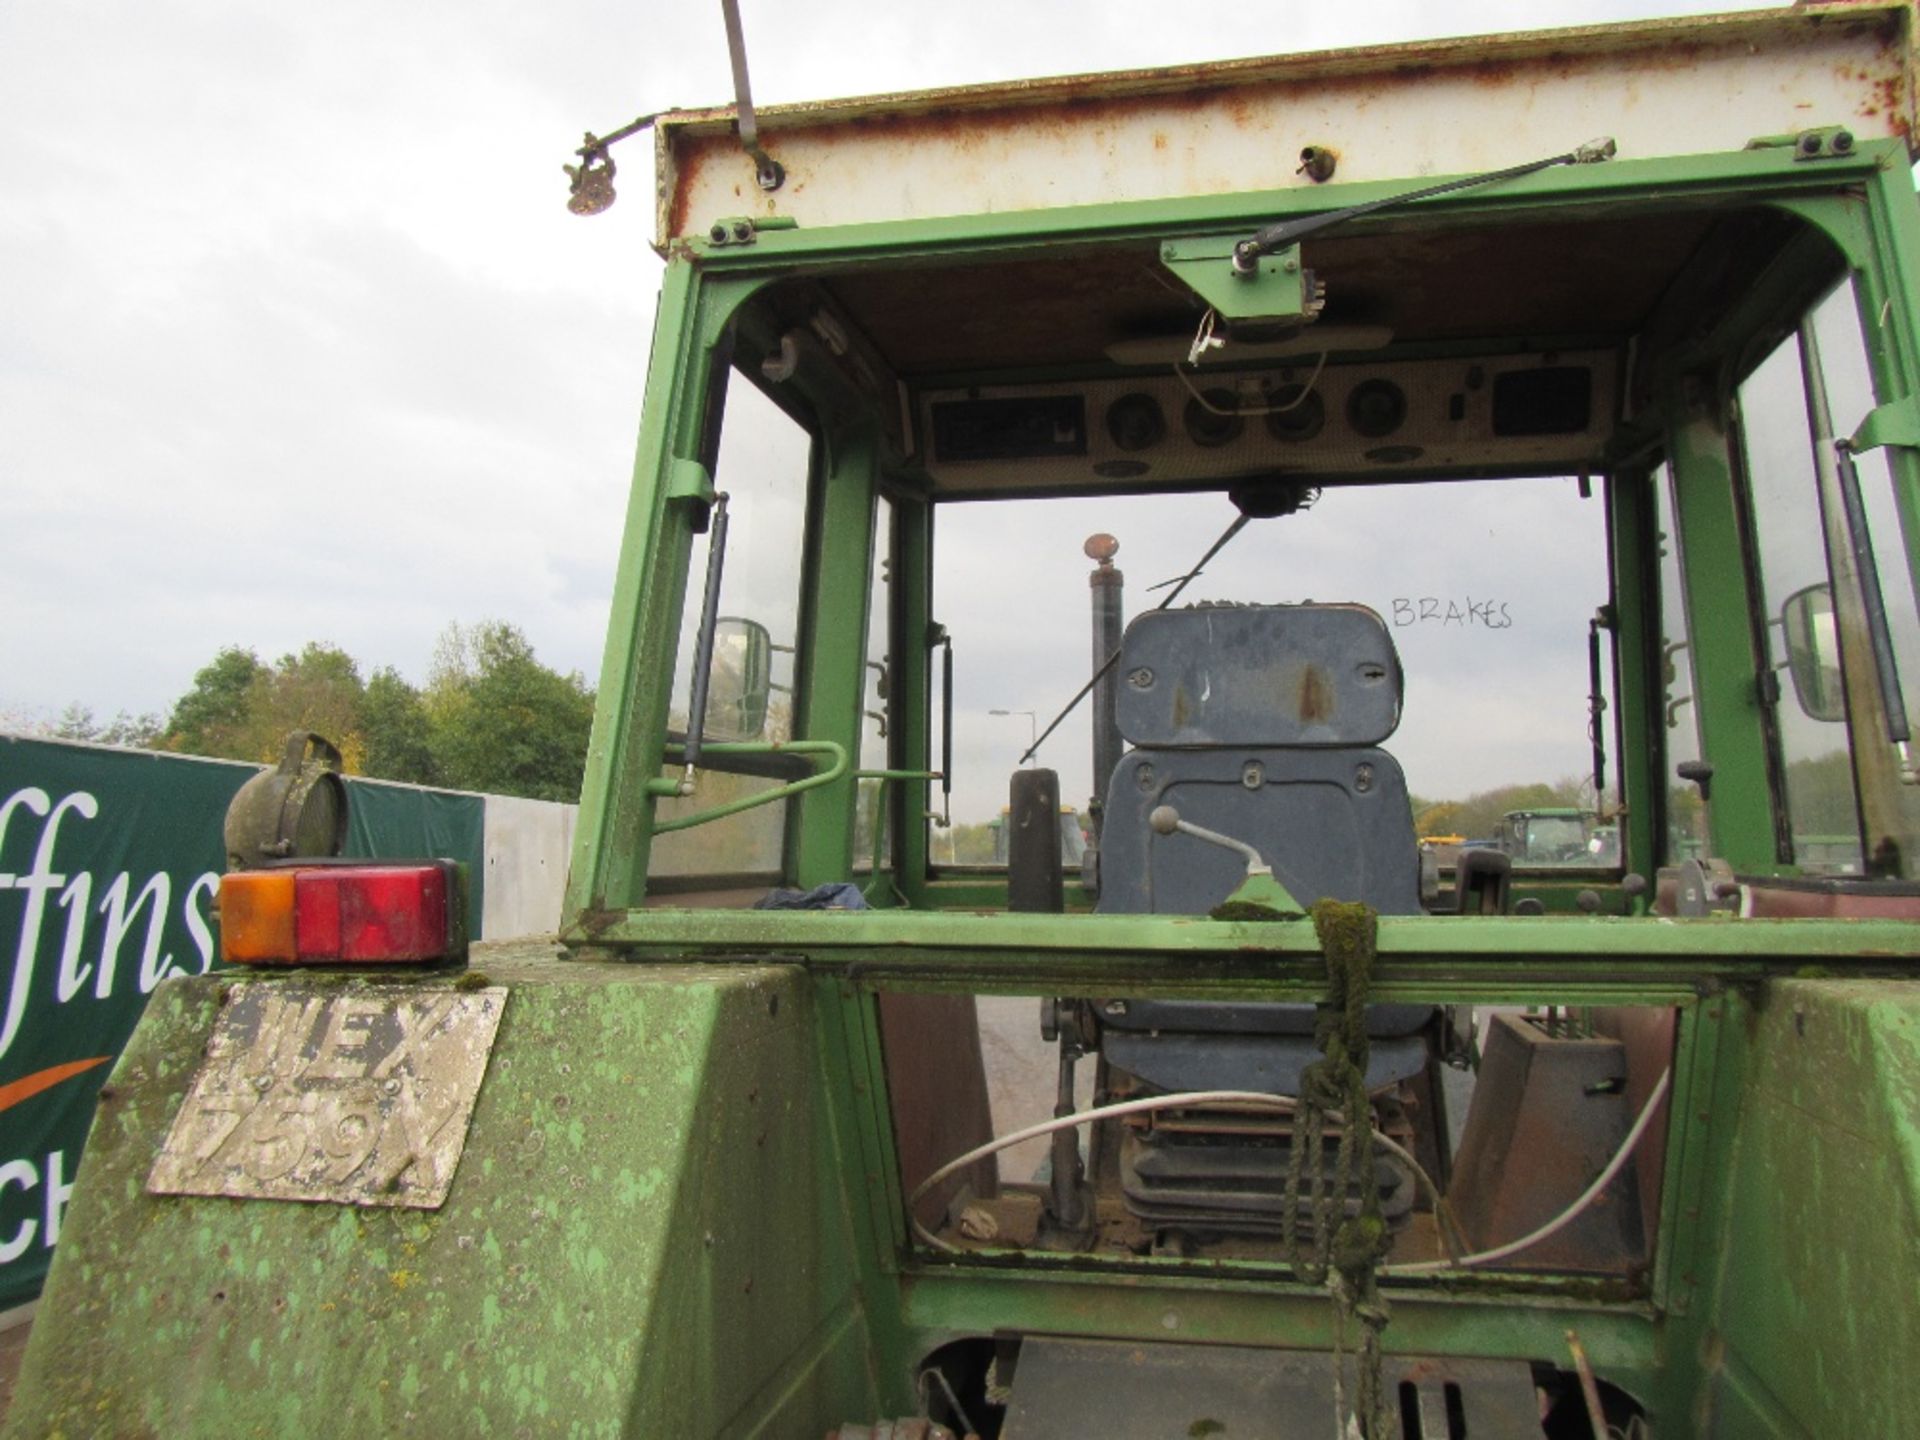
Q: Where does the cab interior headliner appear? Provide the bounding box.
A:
[814,206,1802,381]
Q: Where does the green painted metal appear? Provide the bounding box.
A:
[568,905,1920,966]
[566,261,706,917]
[1846,162,1920,878]
[4,953,885,1437]
[562,150,1920,917]
[1711,185,1920,877]
[1644,990,1728,1322]
[1849,396,1920,454]
[565,271,782,918]
[897,1268,1662,1389]
[912,874,1615,916]
[22,942,1920,1437]
[1666,403,1783,870]
[1157,237,1314,326]
[1705,978,1920,1435]
[664,456,716,504]
[1215,868,1302,916]
[824,980,912,1274]
[792,428,881,891]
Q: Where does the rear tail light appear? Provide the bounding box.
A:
[219,861,468,966]
[219,871,298,963]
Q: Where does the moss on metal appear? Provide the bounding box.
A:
[1702,979,1920,1436]
[5,945,880,1437]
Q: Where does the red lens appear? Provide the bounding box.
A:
[294,866,450,962]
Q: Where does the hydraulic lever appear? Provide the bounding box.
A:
[1149,805,1302,914]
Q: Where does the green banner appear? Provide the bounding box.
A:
[343,780,486,939]
[0,736,485,1309]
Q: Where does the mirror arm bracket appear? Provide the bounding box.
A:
[666,457,717,529]
[1847,396,1920,455]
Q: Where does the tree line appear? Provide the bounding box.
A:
[1410,779,1596,842]
[29,622,595,804]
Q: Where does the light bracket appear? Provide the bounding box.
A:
[1159,236,1324,328]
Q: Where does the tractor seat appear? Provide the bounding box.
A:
[1094,602,1430,1095]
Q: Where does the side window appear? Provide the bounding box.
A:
[1812,286,1920,877]
[1736,334,1864,873]
[1656,463,1708,861]
[650,371,811,882]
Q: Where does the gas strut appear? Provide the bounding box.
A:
[678,492,732,791]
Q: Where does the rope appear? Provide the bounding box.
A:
[1284,899,1392,1439]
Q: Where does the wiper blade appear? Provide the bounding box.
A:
[1020,514,1250,765]
[1232,138,1615,274]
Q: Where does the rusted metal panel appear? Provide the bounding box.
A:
[148,981,506,1209]
[877,993,998,1228]
[1447,1012,1649,1272]
[657,5,1917,245]
[1591,1004,1677,1242]
[1740,875,1920,916]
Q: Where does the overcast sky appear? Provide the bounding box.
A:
[2,0,1774,805]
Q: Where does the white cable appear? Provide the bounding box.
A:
[1382,1066,1672,1276]
[917,1365,979,1438]
[908,1088,1443,1256]
[1174,348,1330,416]
[910,1067,1673,1275]
[1186,306,1223,365]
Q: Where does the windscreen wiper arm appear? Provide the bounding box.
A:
[1232,138,1616,275]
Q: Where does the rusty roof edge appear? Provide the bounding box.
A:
[1901,2,1920,147]
[653,121,673,260]
[652,2,1913,138]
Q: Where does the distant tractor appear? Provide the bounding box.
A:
[1494,807,1609,867]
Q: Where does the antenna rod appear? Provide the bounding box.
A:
[719,0,784,191]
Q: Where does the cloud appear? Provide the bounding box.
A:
[0,0,1771,764]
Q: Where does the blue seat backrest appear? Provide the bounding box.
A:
[1115,602,1404,750]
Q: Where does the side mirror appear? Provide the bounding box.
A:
[703,616,773,740]
[1782,583,1846,722]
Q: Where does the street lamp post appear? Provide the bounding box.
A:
[989,708,1037,760]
